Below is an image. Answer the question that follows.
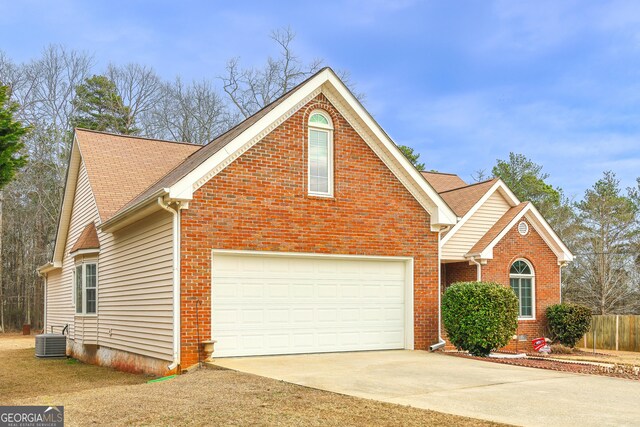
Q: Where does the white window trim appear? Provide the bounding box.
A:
[74,260,98,317]
[510,259,535,320]
[307,110,334,197]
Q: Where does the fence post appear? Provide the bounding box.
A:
[616,315,619,351]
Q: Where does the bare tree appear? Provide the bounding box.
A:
[221,27,323,118]
[0,47,91,331]
[107,63,162,134]
[471,169,488,182]
[143,78,231,144]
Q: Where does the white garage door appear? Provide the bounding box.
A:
[211,251,411,357]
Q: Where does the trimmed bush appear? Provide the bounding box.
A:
[546,303,592,347]
[442,281,519,357]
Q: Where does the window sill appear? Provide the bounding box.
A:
[517,317,536,321]
[74,314,97,318]
[307,193,335,200]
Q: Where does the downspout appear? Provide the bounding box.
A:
[469,256,482,281]
[158,197,182,371]
[559,261,569,303]
[430,225,450,352]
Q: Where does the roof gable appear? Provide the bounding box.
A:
[466,202,529,256]
[76,129,200,222]
[466,202,573,262]
[440,179,520,246]
[103,67,457,231]
[70,222,100,253]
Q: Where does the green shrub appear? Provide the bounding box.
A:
[546,303,592,347]
[442,281,519,357]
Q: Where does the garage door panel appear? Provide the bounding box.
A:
[212,252,409,357]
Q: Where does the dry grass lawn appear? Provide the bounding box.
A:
[1,335,503,426]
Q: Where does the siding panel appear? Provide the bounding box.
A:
[442,191,511,259]
[98,210,174,361]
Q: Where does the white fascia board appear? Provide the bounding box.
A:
[51,135,82,264]
[69,248,101,258]
[441,179,519,247]
[167,68,457,227]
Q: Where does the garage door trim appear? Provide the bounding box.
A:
[211,249,414,352]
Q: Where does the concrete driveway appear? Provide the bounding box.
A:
[214,350,640,426]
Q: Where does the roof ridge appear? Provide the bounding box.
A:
[438,177,498,194]
[75,128,204,147]
[420,171,460,177]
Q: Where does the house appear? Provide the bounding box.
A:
[422,172,573,348]
[38,68,572,375]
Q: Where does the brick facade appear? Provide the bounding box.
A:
[441,217,561,352]
[481,217,560,351]
[442,261,477,290]
[179,94,440,368]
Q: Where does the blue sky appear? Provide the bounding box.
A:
[2,0,640,198]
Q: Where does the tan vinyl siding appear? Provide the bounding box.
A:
[442,191,511,260]
[44,269,69,334]
[45,160,175,362]
[74,316,98,344]
[46,163,100,338]
[97,209,174,361]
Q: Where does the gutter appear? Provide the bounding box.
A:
[101,188,169,232]
[158,197,183,372]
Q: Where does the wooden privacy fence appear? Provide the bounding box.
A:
[583,315,640,352]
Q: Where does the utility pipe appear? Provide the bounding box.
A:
[158,197,182,371]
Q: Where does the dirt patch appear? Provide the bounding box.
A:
[446,352,640,381]
[1,335,503,426]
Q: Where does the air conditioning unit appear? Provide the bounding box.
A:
[35,333,67,358]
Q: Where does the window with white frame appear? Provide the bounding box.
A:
[510,259,534,318]
[308,110,333,196]
[74,262,97,315]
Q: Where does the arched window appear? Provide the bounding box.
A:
[510,259,534,319]
[308,110,333,196]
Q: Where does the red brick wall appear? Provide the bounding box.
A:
[442,262,477,289]
[481,217,561,351]
[179,94,439,368]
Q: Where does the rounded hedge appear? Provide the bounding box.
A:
[442,281,519,357]
[546,303,592,347]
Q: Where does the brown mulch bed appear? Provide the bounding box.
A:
[445,351,640,381]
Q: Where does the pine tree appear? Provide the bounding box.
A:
[71,75,136,134]
[397,145,425,171]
